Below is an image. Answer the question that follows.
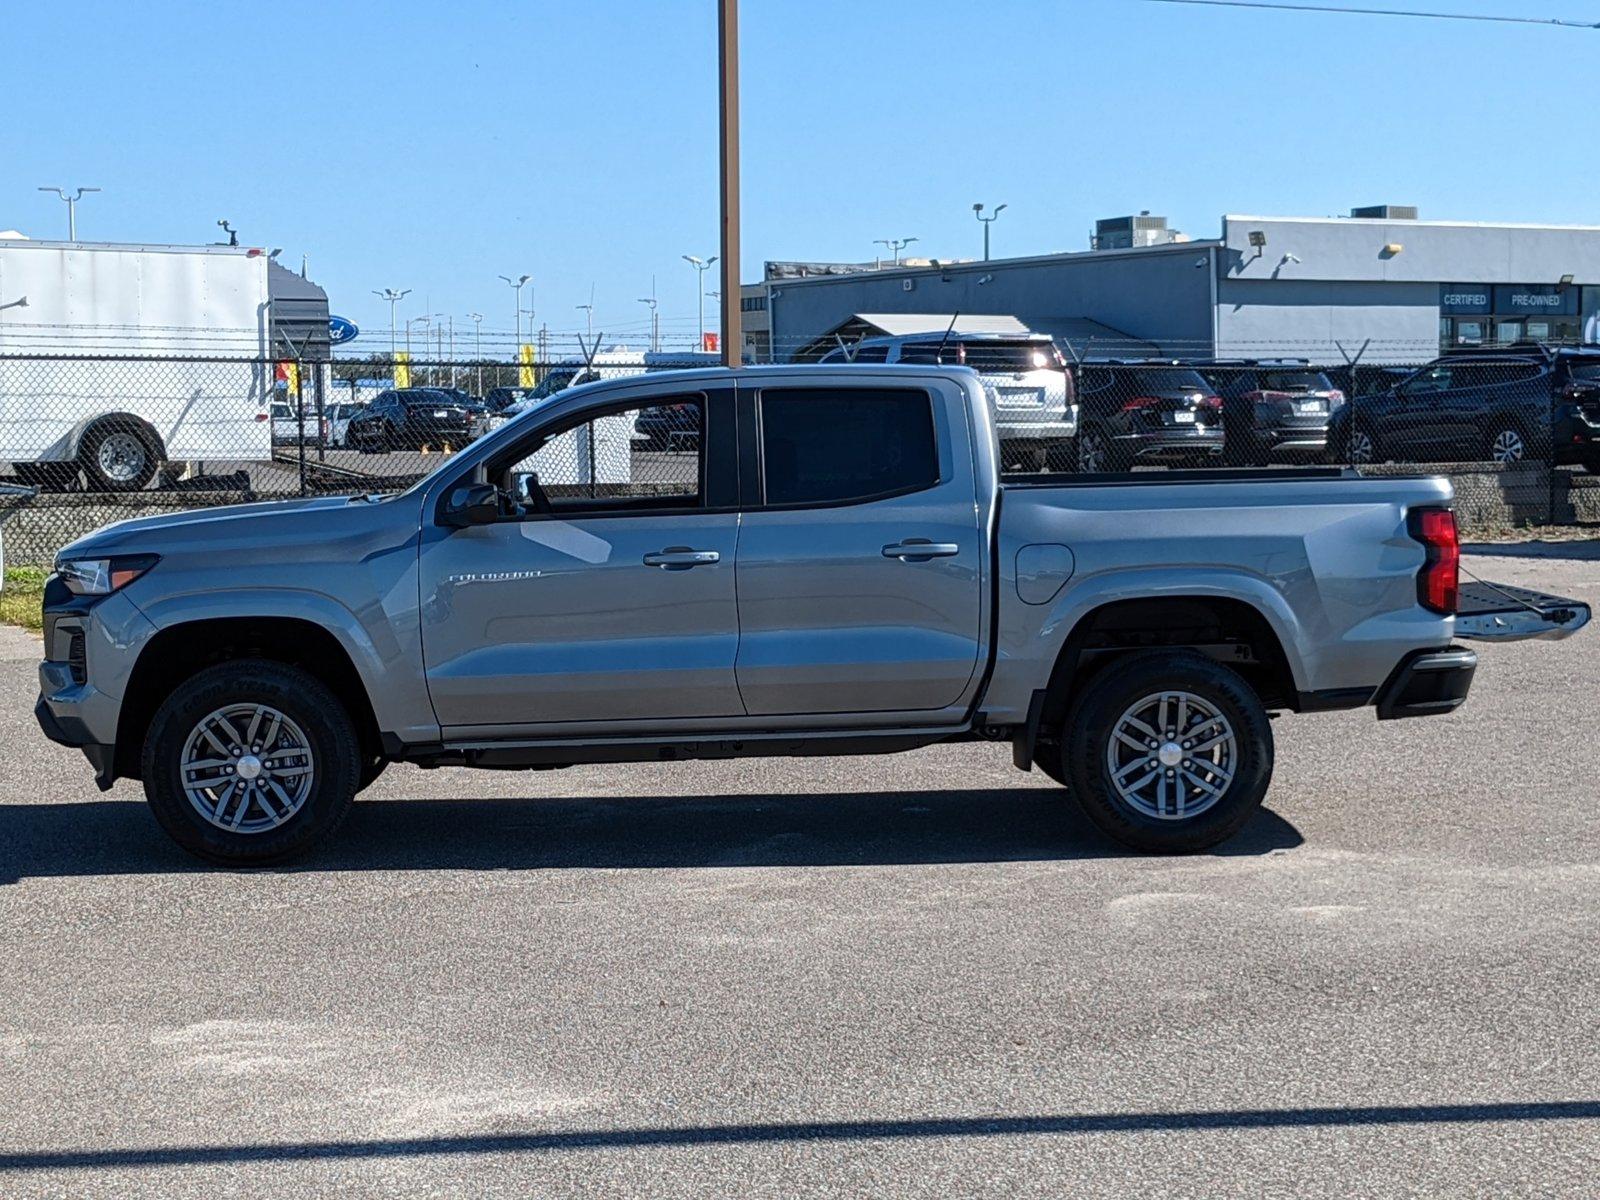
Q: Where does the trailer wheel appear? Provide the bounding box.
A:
[81,420,160,491]
[1061,650,1273,853]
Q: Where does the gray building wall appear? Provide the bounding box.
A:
[767,214,1600,365]
[768,247,1216,360]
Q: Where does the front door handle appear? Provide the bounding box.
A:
[882,540,961,562]
[644,547,721,569]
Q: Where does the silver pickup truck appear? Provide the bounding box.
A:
[35,364,1589,865]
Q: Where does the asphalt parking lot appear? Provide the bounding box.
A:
[1,545,1597,1197]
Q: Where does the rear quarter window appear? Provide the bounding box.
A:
[758,388,939,506]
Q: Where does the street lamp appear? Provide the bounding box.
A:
[468,312,484,394]
[499,274,531,348]
[38,187,101,242]
[372,288,411,360]
[638,276,660,353]
[684,254,718,348]
[973,203,1006,261]
[873,236,918,267]
[405,315,430,360]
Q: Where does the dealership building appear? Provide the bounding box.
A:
[761,208,1600,364]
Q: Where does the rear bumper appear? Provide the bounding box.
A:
[1374,647,1477,721]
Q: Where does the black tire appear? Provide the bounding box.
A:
[1060,650,1273,853]
[141,660,360,866]
[80,421,160,492]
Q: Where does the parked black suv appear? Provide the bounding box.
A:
[1190,359,1345,465]
[345,388,486,453]
[1326,346,1600,468]
[1070,361,1224,472]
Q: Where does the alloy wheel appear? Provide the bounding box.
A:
[1104,690,1238,821]
[179,703,317,834]
[1490,429,1525,465]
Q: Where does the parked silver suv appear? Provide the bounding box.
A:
[819,332,1076,470]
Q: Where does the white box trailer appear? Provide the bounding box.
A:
[0,239,274,490]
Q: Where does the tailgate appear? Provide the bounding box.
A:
[1455,580,1591,642]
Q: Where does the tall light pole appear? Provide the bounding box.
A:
[684,254,717,349]
[468,312,484,394]
[874,236,918,266]
[406,315,430,361]
[372,288,411,360]
[638,276,660,353]
[973,203,1007,261]
[576,303,594,342]
[499,273,531,349]
[717,0,741,366]
[38,187,101,242]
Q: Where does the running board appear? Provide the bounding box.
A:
[403,724,966,769]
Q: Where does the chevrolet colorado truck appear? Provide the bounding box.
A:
[35,365,1590,865]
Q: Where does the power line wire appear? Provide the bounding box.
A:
[1136,0,1600,29]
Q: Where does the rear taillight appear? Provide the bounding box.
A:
[1120,395,1163,412]
[1200,394,1224,410]
[254,412,269,422]
[1409,507,1459,615]
[1326,389,1346,406]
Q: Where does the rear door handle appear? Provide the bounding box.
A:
[644,548,721,569]
[882,540,960,562]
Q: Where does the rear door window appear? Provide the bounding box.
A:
[758,388,939,506]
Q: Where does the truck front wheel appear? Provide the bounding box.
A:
[141,660,361,865]
[1061,651,1273,853]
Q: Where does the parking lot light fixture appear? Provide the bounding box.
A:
[500,274,531,349]
[973,203,1007,261]
[372,288,411,360]
[38,186,101,241]
[684,255,718,347]
[873,236,918,267]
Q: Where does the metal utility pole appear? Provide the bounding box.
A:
[372,288,411,359]
[576,303,594,342]
[683,254,717,349]
[468,312,484,393]
[499,273,531,348]
[38,187,101,241]
[638,276,660,353]
[973,202,1007,261]
[874,236,918,266]
[717,0,741,366]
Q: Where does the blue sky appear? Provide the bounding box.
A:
[5,0,1598,348]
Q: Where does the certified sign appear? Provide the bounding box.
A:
[329,315,359,345]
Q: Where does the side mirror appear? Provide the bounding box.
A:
[442,482,502,527]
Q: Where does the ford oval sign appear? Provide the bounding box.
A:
[329,315,359,345]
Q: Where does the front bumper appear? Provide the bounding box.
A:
[1374,647,1478,721]
[35,691,116,789]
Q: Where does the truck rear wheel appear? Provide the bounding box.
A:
[1061,651,1273,853]
[141,659,360,865]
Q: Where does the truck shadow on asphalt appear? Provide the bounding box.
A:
[0,788,1302,881]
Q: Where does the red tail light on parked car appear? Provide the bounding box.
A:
[1200,394,1224,410]
[1119,395,1164,412]
[1408,507,1460,615]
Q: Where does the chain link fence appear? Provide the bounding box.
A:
[2,340,1598,566]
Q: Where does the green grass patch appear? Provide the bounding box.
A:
[0,566,46,633]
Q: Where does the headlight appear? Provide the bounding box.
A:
[54,554,159,596]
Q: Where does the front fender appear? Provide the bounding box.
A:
[133,586,438,744]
